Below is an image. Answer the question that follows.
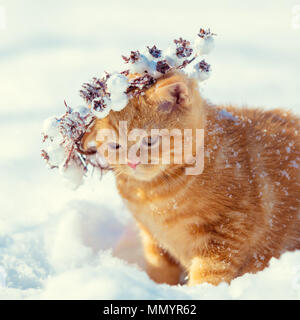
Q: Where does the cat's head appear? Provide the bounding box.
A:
[82,71,204,181]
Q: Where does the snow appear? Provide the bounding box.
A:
[194,36,214,55]
[106,73,129,111]
[186,59,211,82]
[127,53,158,77]
[1,209,300,299]
[281,170,291,180]
[42,106,94,189]
[1,0,300,300]
[58,162,85,190]
[43,116,61,139]
[290,160,299,169]
[217,109,238,121]
[91,97,111,118]
[4,176,300,300]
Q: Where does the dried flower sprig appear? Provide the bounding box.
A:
[80,74,110,112]
[41,102,110,188]
[147,45,162,58]
[198,28,216,39]
[42,101,95,169]
[122,50,141,64]
[79,28,215,116]
[197,60,211,73]
[41,28,215,188]
[174,38,193,58]
[126,73,156,97]
[156,60,171,74]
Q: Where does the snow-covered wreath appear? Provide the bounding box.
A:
[41,28,215,188]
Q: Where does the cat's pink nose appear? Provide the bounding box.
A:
[128,161,140,169]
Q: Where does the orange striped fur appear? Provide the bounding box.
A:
[83,71,300,285]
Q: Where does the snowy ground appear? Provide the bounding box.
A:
[1,0,300,299]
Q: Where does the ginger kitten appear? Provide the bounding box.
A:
[82,71,300,286]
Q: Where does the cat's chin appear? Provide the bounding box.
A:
[131,173,159,182]
[127,170,160,182]
[121,165,166,182]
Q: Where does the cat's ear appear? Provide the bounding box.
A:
[155,80,190,113]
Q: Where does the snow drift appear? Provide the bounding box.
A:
[1,172,300,300]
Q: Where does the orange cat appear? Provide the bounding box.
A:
[82,71,300,286]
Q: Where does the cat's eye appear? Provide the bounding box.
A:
[142,135,159,148]
[108,142,121,150]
